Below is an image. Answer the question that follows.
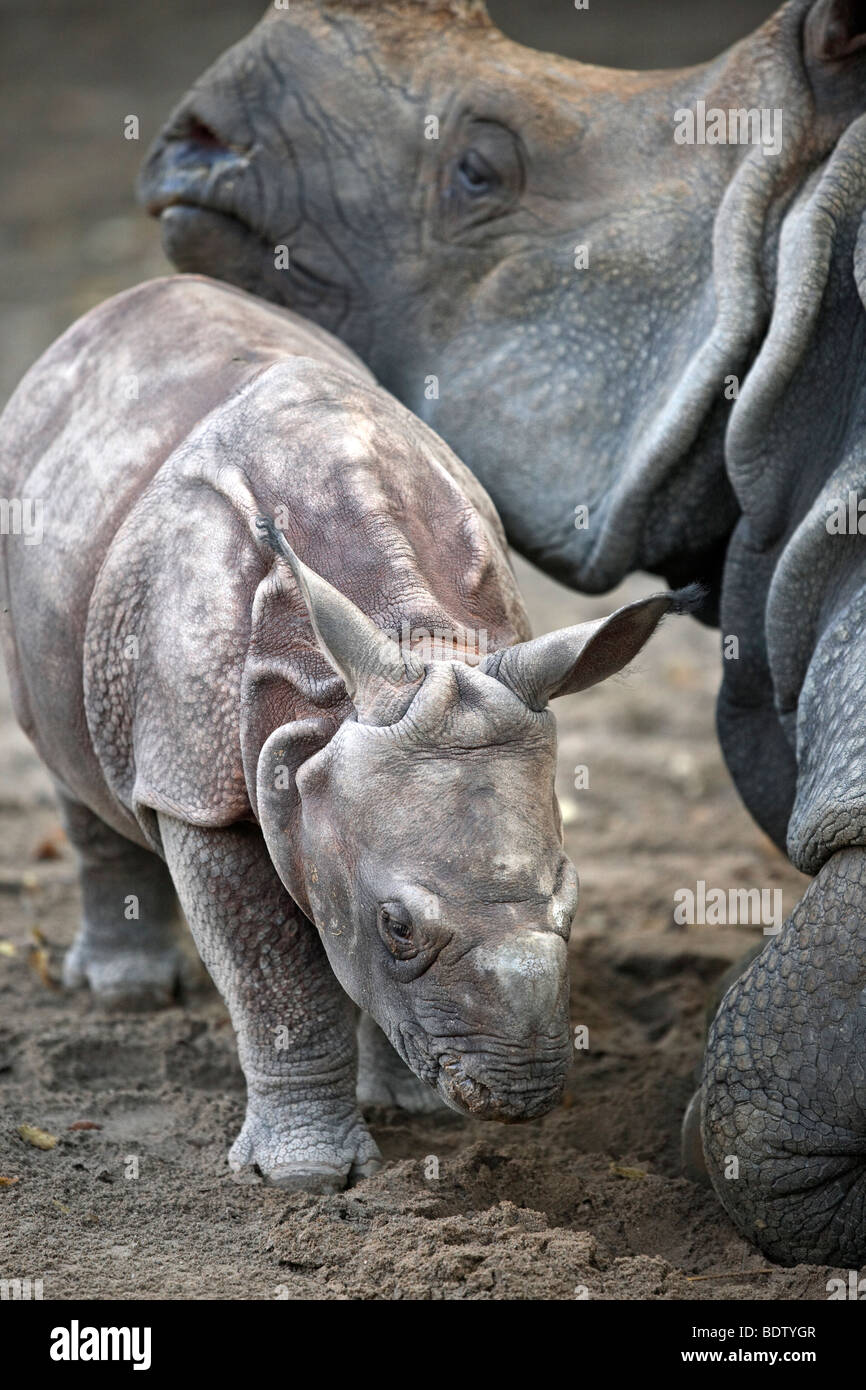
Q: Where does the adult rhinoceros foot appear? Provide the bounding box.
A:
[680,1088,711,1187]
[699,848,866,1266]
[228,1096,382,1192]
[681,940,771,1186]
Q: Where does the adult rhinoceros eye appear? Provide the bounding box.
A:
[444,121,523,229]
[457,149,496,196]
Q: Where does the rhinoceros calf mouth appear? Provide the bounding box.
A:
[437,1053,494,1116]
[436,1052,565,1122]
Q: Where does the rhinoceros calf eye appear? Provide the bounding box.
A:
[377,904,417,958]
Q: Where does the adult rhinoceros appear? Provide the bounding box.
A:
[139,0,866,1265]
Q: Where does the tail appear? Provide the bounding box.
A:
[666,582,707,616]
[255,513,294,564]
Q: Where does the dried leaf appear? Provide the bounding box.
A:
[18,1123,58,1151]
[67,1121,101,1132]
[52,1199,71,1214]
[0,870,40,894]
[0,941,17,958]
[28,945,58,991]
[0,1175,20,1188]
[609,1161,647,1180]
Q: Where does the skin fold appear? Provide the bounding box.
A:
[137,0,866,1258]
[0,274,684,1192]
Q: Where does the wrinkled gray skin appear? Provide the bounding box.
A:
[138,0,866,1257]
[0,275,683,1191]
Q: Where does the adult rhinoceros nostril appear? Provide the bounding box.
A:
[167,110,251,159]
[139,115,252,219]
[182,115,227,152]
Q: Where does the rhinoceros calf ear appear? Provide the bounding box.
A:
[256,716,334,876]
[805,0,866,62]
[255,516,424,724]
[480,586,701,711]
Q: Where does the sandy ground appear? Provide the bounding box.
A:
[0,0,840,1302]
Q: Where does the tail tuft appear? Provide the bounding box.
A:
[667,582,707,616]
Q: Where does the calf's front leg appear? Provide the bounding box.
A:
[158,814,381,1191]
[356,1012,447,1114]
[700,847,866,1265]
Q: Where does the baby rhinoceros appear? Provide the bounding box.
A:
[0,275,685,1190]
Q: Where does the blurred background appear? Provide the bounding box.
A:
[1,0,779,406]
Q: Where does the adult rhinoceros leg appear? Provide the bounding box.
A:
[158,813,381,1191]
[356,1012,446,1114]
[58,790,194,1010]
[700,848,866,1265]
[681,939,770,1184]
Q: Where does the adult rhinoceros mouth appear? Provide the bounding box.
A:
[139,111,253,219]
[156,202,264,262]
[140,131,271,278]
[140,118,339,298]
[142,188,342,312]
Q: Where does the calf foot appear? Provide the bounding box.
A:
[228,1094,382,1192]
[58,789,191,1009]
[159,817,384,1195]
[63,935,196,1010]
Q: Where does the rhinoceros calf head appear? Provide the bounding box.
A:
[255,518,687,1120]
[140,0,866,604]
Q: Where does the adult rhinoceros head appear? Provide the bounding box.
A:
[254,517,690,1121]
[140,0,866,606]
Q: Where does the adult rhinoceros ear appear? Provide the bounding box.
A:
[480,586,701,712]
[805,0,866,62]
[256,516,424,724]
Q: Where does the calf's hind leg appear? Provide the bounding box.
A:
[158,814,381,1191]
[59,790,194,1009]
